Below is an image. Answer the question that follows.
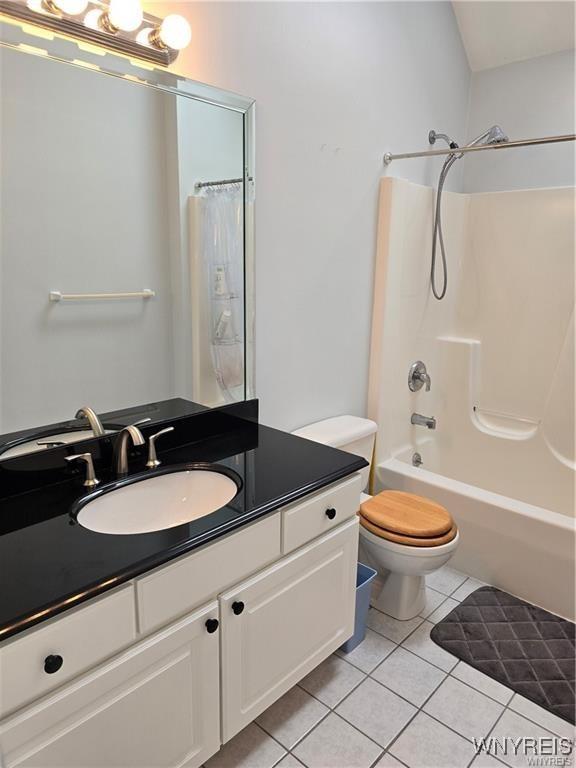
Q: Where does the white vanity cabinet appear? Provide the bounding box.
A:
[0,474,361,768]
[220,518,358,741]
[0,602,221,768]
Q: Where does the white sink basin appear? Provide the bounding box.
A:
[76,467,240,535]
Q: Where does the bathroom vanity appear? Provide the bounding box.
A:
[0,17,366,767]
[0,402,366,767]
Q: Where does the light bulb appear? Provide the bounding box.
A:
[107,0,143,32]
[136,26,154,46]
[83,8,102,29]
[157,14,191,50]
[52,0,88,14]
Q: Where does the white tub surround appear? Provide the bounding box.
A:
[368,177,575,619]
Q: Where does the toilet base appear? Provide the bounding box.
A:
[372,570,425,620]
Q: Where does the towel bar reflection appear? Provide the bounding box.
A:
[49,289,155,302]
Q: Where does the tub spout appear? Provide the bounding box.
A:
[411,413,436,429]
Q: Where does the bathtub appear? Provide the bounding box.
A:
[375,456,576,620]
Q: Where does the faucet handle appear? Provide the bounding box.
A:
[66,453,100,488]
[131,418,152,428]
[408,361,431,392]
[146,427,174,469]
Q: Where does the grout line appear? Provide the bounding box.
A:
[446,665,514,708]
[395,641,457,675]
[501,700,573,740]
[367,749,386,768]
[471,707,511,768]
[252,722,289,763]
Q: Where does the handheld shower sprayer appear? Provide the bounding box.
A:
[430,125,508,300]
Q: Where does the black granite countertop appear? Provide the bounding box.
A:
[0,405,366,642]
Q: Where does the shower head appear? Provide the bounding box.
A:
[429,129,459,149]
[466,124,509,147]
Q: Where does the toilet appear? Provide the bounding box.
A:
[293,415,459,620]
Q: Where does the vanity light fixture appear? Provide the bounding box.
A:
[1,0,192,64]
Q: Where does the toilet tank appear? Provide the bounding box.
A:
[292,415,377,490]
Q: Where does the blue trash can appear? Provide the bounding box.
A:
[340,562,378,654]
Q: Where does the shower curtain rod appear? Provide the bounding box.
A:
[383,133,576,165]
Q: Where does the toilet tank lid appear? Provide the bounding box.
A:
[292,415,377,448]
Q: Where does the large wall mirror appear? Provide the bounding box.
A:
[0,20,254,460]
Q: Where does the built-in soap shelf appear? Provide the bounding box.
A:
[472,405,540,440]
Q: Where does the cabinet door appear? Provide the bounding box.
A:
[220,518,358,741]
[0,603,220,768]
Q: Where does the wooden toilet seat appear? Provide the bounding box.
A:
[359,491,457,547]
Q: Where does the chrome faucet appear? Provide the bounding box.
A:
[75,406,105,437]
[408,361,431,392]
[114,425,145,477]
[411,413,436,429]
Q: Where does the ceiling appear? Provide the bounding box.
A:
[452,1,575,71]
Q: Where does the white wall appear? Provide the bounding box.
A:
[0,49,175,432]
[463,49,576,192]
[146,1,471,431]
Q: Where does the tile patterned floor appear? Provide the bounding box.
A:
[206,566,576,768]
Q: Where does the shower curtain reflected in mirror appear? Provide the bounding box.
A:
[193,183,245,404]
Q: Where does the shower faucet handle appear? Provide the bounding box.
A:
[408,361,431,392]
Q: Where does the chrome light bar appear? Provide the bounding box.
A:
[0,0,191,65]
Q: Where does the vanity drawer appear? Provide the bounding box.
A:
[136,514,281,635]
[0,585,136,718]
[282,473,362,553]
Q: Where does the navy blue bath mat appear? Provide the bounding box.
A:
[430,586,575,724]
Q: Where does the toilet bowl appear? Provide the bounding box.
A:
[292,415,459,621]
[359,519,459,620]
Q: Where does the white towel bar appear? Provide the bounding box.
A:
[49,289,155,302]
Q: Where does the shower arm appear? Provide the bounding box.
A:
[383,133,575,165]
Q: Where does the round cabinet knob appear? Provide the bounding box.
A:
[325,507,337,520]
[205,618,219,634]
[44,654,63,674]
[232,601,245,616]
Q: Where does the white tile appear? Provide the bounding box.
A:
[367,608,423,644]
[206,723,286,768]
[488,709,560,768]
[336,629,396,673]
[401,620,458,672]
[374,754,406,768]
[452,661,514,705]
[293,712,382,768]
[276,756,305,768]
[508,693,576,740]
[419,587,448,618]
[335,677,417,748]
[423,677,504,739]
[470,755,508,768]
[256,685,329,749]
[427,597,459,624]
[372,647,446,707]
[389,712,476,768]
[299,655,365,708]
[425,566,467,596]
[451,577,486,602]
